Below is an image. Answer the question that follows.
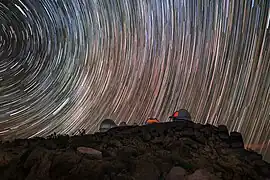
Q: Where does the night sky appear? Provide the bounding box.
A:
[0,0,270,160]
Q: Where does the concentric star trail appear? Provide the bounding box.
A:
[0,0,270,160]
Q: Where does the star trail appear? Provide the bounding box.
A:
[0,0,270,160]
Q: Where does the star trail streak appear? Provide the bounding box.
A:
[0,0,270,160]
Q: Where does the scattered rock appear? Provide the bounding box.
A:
[254,159,266,166]
[230,132,243,143]
[77,147,102,159]
[218,133,229,141]
[181,128,194,137]
[261,166,270,177]
[166,166,186,180]
[230,142,244,149]
[217,125,228,134]
[142,132,151,141]
[133,161,159,180]
[219,142,230,148]
[248,152,263,161]
[119,122,127,126]
[187,169,220,180]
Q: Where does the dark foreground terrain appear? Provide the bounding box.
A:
[0,121,270,180]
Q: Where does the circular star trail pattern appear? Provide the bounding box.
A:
[0,0,270,159]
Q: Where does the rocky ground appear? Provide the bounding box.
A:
[0,121,270,180]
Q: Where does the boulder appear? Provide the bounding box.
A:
[217,125,228,134]
[166,166,186,180]
[186,169,220,180]
[133,161,159,180]
[229,132,243,143]
[77,147,102,159]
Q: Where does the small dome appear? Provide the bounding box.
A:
[169,109,191,121]
[145,118,159,124]
[99,119,117,132]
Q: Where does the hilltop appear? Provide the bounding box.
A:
[0,121,269,180]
